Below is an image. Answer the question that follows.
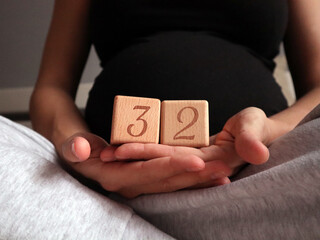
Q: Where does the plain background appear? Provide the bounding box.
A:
[0,0,99,89]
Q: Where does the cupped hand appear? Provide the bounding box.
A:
[60,132,230,198]
[102,107,273,181]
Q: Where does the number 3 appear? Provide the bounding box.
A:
[127,105,150,137]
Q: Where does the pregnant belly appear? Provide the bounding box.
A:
[85,31,287,141]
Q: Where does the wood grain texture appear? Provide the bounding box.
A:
[110,95,161,145]
[160,100,209,147]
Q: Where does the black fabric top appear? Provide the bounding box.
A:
[86,0,289,140]
[90,0,288,70]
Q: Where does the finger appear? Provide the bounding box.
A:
[209,134,218,145]
[62,136,91,162]
[98,154,206,192]
[186,177,231,190]
[235,131,269,165]
[216,177,231,185]
[114,143,224,162]
[100,146,118,162]
[114,143,176,160]
[79,133,109,158]
[147,161,231,192]
[119,161,232,198]
[222,107,270,165]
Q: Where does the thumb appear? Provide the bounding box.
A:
[235,130,269,165]
[226,107,271,165]
[62,136,91,162]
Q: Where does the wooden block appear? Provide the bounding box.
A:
[110,95,161,145]
[160,100,209,147]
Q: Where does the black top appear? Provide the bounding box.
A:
[90,0,288,69]
[85,0,289,140]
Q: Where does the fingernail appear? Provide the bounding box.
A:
[71,141,80,160]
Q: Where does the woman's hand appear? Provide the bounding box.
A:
[60,107,273,198]
[214,107,271,166]
[104,107,273,184]
[211,107,272,176]
[60,132,230,198]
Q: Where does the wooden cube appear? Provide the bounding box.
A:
[110,95,161,145]
[160,100,209,147]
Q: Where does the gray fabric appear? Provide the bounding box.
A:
[0,116,171,240]
[114,104,320,240]
[0,104,319,239]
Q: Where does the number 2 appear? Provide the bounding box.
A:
[127,105,150,137]
[173,106,199,140]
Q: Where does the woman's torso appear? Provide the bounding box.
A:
[86,0,289,140]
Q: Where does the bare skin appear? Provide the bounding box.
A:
[30,0,320,198]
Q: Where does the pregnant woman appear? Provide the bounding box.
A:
[30,0,320,197]
[2,0,317,238]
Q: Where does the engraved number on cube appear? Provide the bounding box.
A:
[173,106,199,140]
[127,105,151,137]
